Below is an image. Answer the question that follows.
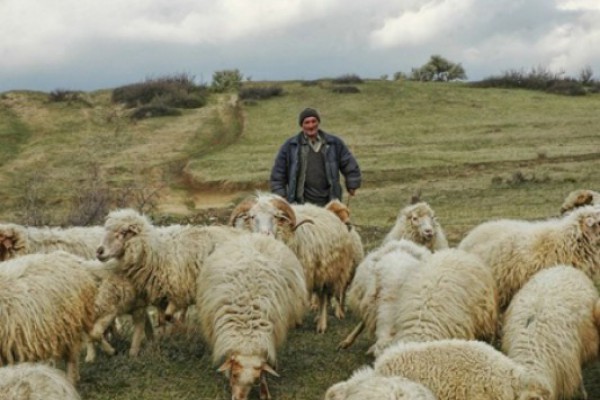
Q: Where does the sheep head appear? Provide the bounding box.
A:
[402,202,438,243]
[574,205,600,245]
[0,224,26,261]
[96,209,148,262]
[218,354,279,400]
[229,194,299,238]
[560,189,598,215]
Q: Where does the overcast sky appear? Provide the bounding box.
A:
[2,0,600,92]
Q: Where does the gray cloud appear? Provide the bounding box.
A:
[1,0,599,91]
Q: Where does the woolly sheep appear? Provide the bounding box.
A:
[0,251,98,383]
[324,366,436,400]
[323,199,364,310]
[196,233,308,400]
[338,239,431,350]
[0,221,148,361]
[0,363,81,400]
[0,223,104,261]
[560,189,600,214]
[96,208,246,319]
[374,339,551,400]
[458,205,600,309]
[382,202,448,252]
[229,192,364,333]
[501,265,600,400]
[372,248,498,357]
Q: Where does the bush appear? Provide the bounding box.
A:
[472,66,590,96]
[48,89,82,102]
[238,85,284,101]
[112,73,207,109]
[211,69,244,93]
[300,80,321,87]
[331,74,364,84]
[331,86,361,94]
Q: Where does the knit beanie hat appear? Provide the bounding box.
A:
[298,108,321,126]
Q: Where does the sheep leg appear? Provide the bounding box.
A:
[337,321,365,350]
[66,341,82,384]
[259,372,271,400]
[129,308,148,357]
[84,333,97,363]
[579,380,588,400]
[310,293,319,312]
[333,291,346,320]
[91,312,118,341]
[315,294,328,334]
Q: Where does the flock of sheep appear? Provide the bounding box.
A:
[0,187,599,400]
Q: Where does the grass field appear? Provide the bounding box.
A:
[1,80,599,399]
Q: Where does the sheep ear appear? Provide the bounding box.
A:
[1,237,14,249]
[261,363,280,378]
[217,357,235,373]
[128,224,141,235]
[575,191,594,207]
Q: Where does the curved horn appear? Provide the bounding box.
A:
[271,197,296,227]
[228,196,258,226]
[292,218,314,231]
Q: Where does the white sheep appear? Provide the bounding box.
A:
[372,248,498,357]
[560,189,600,214]
[96,208,246,319]
[0,223,104,261]
[0,251,99,383]
[382,201,448,252]
[338,239,431,350]
[196,233,308,400]
[458,205,600,309]
[501,265,600,400]
[324,366,436,400]
[229,192,364,333]
[0,363,81,400]
[374,339,551,400]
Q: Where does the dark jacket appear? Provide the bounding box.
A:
[270,130,361,204]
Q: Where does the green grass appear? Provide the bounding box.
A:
[1,80,599,398]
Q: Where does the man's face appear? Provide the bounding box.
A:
[301,117,319,138]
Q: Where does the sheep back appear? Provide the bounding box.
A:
[501,264,600,399]
[374,339,551,400]
[0,362,81,400]
[325,366,436,400]
[458,206,600,308]
[0,251,97,381]
[196,233,308,366]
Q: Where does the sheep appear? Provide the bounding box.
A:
[96,208,246,320]
[0,223,104,261]
[371,248,498,357]
[374,339,552,400]
[338,239,431,350]
[501,265,600,400]
[324,366,436,400]
[560,189,600,214]
[382,201,448,252]
[196,233,308,400]
[0,251,99,383]
[458,205,600,309]
[229,192,364,333]
[323,199,364,311]
[0,363,81,400]
[0,222,152,363]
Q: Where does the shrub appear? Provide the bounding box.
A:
[112,73,207,109]
[238,85,284,101]
[48,89,82,102]
[331,74,364,84]
[331,85,360,94]
[300,80,321,87]
[211,69,244,93]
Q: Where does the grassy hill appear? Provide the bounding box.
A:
[1,80,598,242]
[1,80,599,399]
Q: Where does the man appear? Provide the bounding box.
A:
[270,107,361,206]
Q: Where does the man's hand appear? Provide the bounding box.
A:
[348,189,356,196]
